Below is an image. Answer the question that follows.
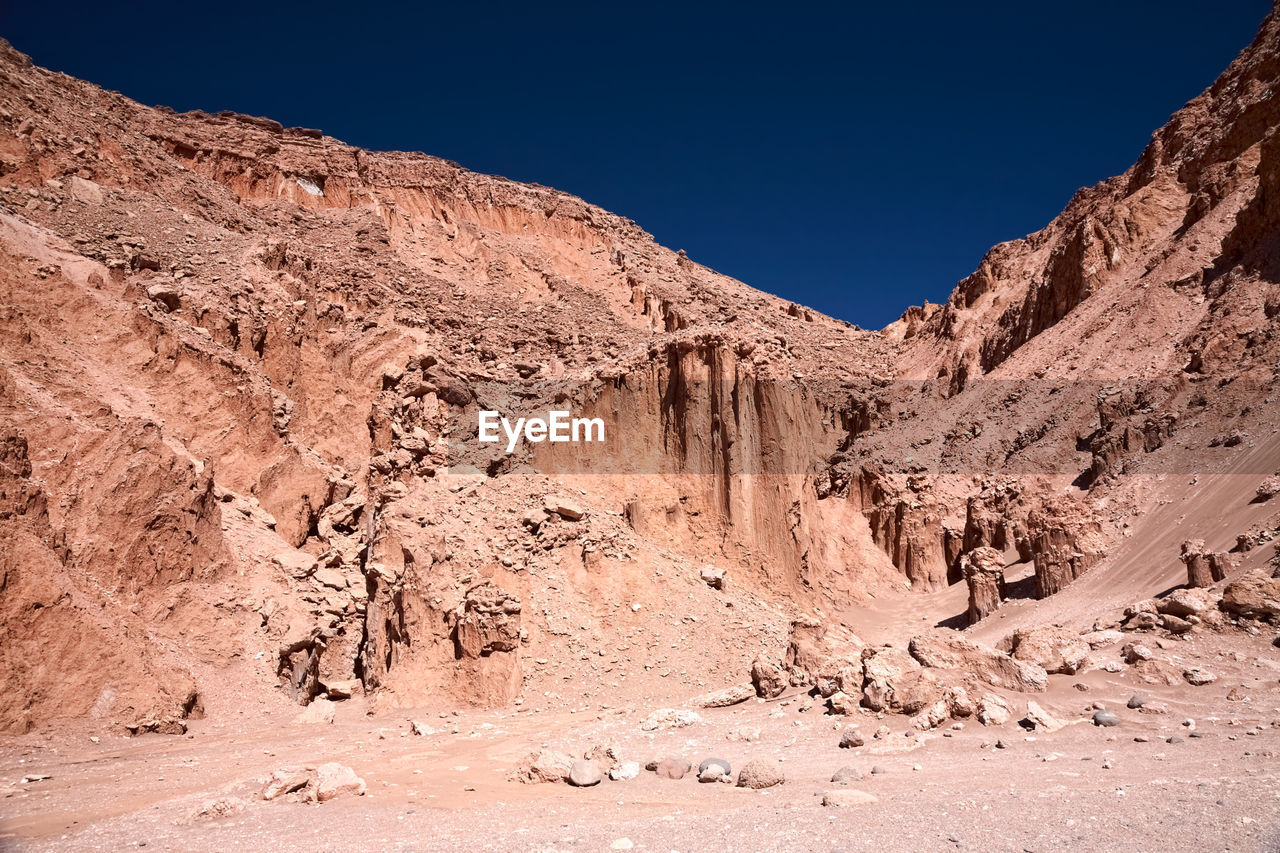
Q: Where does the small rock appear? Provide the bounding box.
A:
[831,765,863,784]
[1183,668,1217,686]
[699,565,726,590]
[870,764,888,774]
[697,757,731,783]
[1126,694,1149,709]
[610,840,634,851]
[1093,710,1120,728]
[839,729,865,749]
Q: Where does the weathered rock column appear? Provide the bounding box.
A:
[962,546,1007,625]
[1181,539,1213,588]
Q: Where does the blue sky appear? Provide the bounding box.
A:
[5,1,1271,327]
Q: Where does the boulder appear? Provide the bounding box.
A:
[640,709,701,731]
[784,616,864,690]
[1257,476,1280,502]
[568,760,602,787]
[261,767,311,801]
[908,631,1047,693]
[312,763,366,802]
[750,658,787,698]
[1081,629,1124,648]
[736,760,784,789]
[976,694,1011,726]
[860,645,921,711]
[960,546,1006,624]
[1221,570,1280,619]
[514,749,575,784]
[1008,625,1090,674]
[1121,642,1154,663]
[1158,587,1218,618]
[1183,668,1216,686]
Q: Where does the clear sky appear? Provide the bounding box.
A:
[4,1,1272,328]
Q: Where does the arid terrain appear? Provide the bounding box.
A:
[3,4,1280,851]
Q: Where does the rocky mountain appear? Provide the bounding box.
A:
[0,1,1278,743]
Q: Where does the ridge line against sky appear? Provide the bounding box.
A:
[3,0,1272,328]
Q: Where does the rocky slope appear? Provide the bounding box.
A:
[0,2,1278,740]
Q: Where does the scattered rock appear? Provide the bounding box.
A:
[1183,668,1217,686]
[831,765,864,784]
[1093,710,1120,728]
[839,728,865,749]
[1121,643,1154,664]
[1126,694,1149,709]
[699,565,726,589]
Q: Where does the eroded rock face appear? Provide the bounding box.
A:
[1026,496,1106,599]
[451,581,522,658]
[961,546,1007,625]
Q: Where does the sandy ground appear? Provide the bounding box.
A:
[4,629,1280,853]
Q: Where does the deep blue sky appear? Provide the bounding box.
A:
[4,1,1272,328]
